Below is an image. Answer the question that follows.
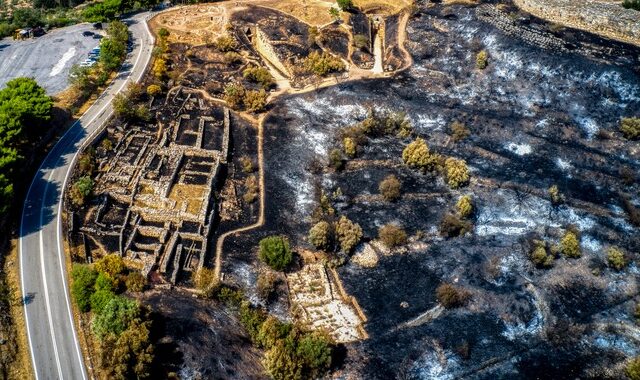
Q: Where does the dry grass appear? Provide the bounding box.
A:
[260,0,334,26]
[353,0,413,13]
[4,239,34,380]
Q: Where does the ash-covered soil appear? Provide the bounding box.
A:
[141,289,266,379]
[220,1,640,379]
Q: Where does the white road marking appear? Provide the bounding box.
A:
[20,15,154,380]
[49,47,76,77]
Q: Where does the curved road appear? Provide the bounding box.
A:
[19,12,154,380]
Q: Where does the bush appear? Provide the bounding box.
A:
[71,264,98,312]
[530,240,554,268]
[224,51,243,64]
[214,35,238,52]
[343,137,357,158]
[308,221,332,251]
[303,51,346,76]
[378,224,407,248]
[627,357,640,380]
[328,148,344,171]
[353,34,369,50]
[620,117,640,140]
[101,319,154,380]
[90,289,116,313]
[439,213,472,238]
[240,156,254,173]
[125,272,147,292]
[146,84,162,96]
[560,231,581,258]
[476,50,488,69]
[95,254,125,278]
[70,176,94,207]
[337,0,353,10]
[444,158,469,189]
[548,185,563,205]
[243,175,259,203]
[243,66,275,89]
[257,271,278,301]
[223,83,246,109]
[335,216,363,253]
[256,316,291,349]
[456,195,473,218]
[436,283,470,308]
[402,138,439,172]
[259,236,293,271]
[193,267,217,297]
[607,246,626,271]
[92,296,141,339]
[379,175,401,202]
[244,89,268,112]
[450,121,470,142]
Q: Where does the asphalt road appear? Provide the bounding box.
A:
[19,13,154,380]
[0,23,101,95]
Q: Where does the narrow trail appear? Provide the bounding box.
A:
[205,3,416,282]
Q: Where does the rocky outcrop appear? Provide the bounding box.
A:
[513,0,640,46]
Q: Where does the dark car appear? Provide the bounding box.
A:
[82,31,94,37]
[93,22,102,29]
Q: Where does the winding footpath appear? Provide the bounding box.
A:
[19,12,154,380]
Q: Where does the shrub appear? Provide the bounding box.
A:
[402,138,439,172]
[607,246,626,271]
[337,0,353,10]
[125,272,147,292]
[243,175,259,203]
[259,236,293,271]
[146,84,162,96]
[95,272,116,292]
[303,51,346,76]
[78,152,96,175]
[92,296,141,339]
[308,221,332,251]
[95,254,125,278]
[620,117,640,140]
[214,35,238,52]
[223,83,246,109]
[240,156,254,173]
[378,224,407,248]
[329,148,344,171]
[343,137,357,158]
[353,34,369,50]
[439,213,472,238]
[530,240,554,268]
[70,176,94,207]
[193,267,217,297]
[379,175,401,202]
[243,66,275,89]
[239,301,268,343]
[436,283,470,308]
[101,319,154,380]
[444,158,469,189]
[71,264,98,312]
[560,231,581,258]
[244,89,268,112]
[627,357,640,380]
[152,57,167,79]
[476,50,488,69]
[256,316,291,349]
[335,216,363,253]
[90,289,116,313]
[257,271,278,301]
[100,138,113,152]
[224,51,243,64]
[456,195,473,218]
[548,185,563,205]
[450,121,470,142]
[296,331,333,378]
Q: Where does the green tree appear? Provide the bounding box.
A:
[70,264,98,312]
[444,157,469,189]
[92,296,141,339]
[296,332,333,378]
[259,236,293,271]
[102,320,154,380]
[560,231,581,258]
[456,195,473,218]
[607,246,626,270]
[90,289,116,314]
[337,0,353,10]
[125,272,147,292]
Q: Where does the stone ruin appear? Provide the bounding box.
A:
[77,89,230,284]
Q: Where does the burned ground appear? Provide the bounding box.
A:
[219,1,640,378]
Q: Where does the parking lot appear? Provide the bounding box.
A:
[0,23,102,94]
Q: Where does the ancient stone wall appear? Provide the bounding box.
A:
[254,27,291,78]
[513,0,640,46]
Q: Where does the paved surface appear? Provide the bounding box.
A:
[0,23,101,94]
[19,13,154,380]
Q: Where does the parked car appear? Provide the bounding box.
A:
[82,31,94,37]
